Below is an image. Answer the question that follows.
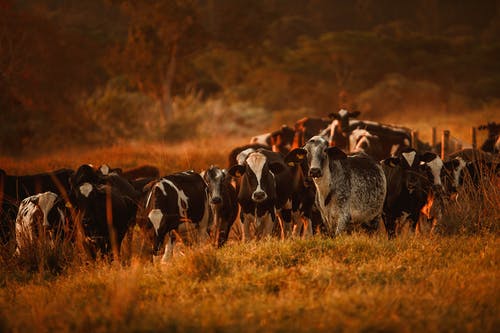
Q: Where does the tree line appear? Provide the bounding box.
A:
[1,0,499,154]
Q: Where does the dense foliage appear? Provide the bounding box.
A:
[1,0,499,154]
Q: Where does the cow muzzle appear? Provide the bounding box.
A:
[309,168,322,178]
[210,196,222,205]
[252,190,267,202]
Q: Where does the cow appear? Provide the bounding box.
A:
[70,164,142,204]
[381,149,441,238]
[269,125,296,154]
[328,109,361,151]
[0,168,74,245]
[98,164,160,182]
[284,151,317,238]
[201,166,238,247]
[285,136,386,236]
[71,181,137,258]
[478,122,500,154]
[349,128,384,161]
[228,149,293,240]
[293,117,331,149]
[417,153,446,235]
[443,153,500,194]
[14,192,70,253]
[140,171,211,261]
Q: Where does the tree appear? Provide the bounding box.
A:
[108,0,207,120]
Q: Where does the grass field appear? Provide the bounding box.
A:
[0,142,499,333]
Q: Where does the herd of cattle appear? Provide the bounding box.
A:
[1,110,499,262]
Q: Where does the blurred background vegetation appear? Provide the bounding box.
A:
[1,0,499,155]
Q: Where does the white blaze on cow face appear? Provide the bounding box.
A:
[426,156,444,186]
[338,109,348,118]
[402,151,417,167]
[79,182,93,198]
[99,164,110,175]
[246,152,267,196]
[237,148,256,165]
[148,209,163,235]
[37,192,58,227]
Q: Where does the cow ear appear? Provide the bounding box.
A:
[328,112,339,120]
[284,148,307,166]
[228,165,246,178]
[348,111,361,118]
[420,152,438,163]
[326,147,347,160]
[383,157,400,168]
[269,162,285,174]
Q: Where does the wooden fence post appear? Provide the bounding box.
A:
[471,127,477,149]
[411,131,419,149]
[441,130,450,160]
[431,127,437,152]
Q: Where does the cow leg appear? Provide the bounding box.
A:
[383,214,397,239]
[240,212,253,242]
[362,215,381,235]
[161,233,175,262]
[291,210,303,238]
[258,211,275,240]
[335,211,351,236]
[200,201,212,244]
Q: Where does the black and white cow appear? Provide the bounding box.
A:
[349,128,384,161]
[348,120,412,158]
[201,166,238,247]
[381,149,441,238]
[286,136,386,236]
[228,149,293,240]
[15,192,70,253]
[141,171,211,261]
[328,109,361,151]
[284,151,316,238]
[72,182,137,257]
[0,168,74,245]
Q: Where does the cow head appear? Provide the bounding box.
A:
[202,166,227,206]
[229,151,284,203]
[269,125,295,153]
[443,156,469,193]
[329,109,360,134]
[287,136,347,179]
[383,148,428,194]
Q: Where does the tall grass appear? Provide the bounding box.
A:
[0,142,498,332]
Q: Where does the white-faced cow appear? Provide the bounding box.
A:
[382,149,442,237]
[286,136,386,236]
[141,171,211,261]
[228,149,293,240]
[201,166,238,247]
[15,192,70,253]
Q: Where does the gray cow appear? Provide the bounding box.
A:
[286,136,386,236]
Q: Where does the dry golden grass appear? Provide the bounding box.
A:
[0,140,499,333]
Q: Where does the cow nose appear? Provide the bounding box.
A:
[252,191,267,202]
[210,197,222,205]
[309,168,322,178]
